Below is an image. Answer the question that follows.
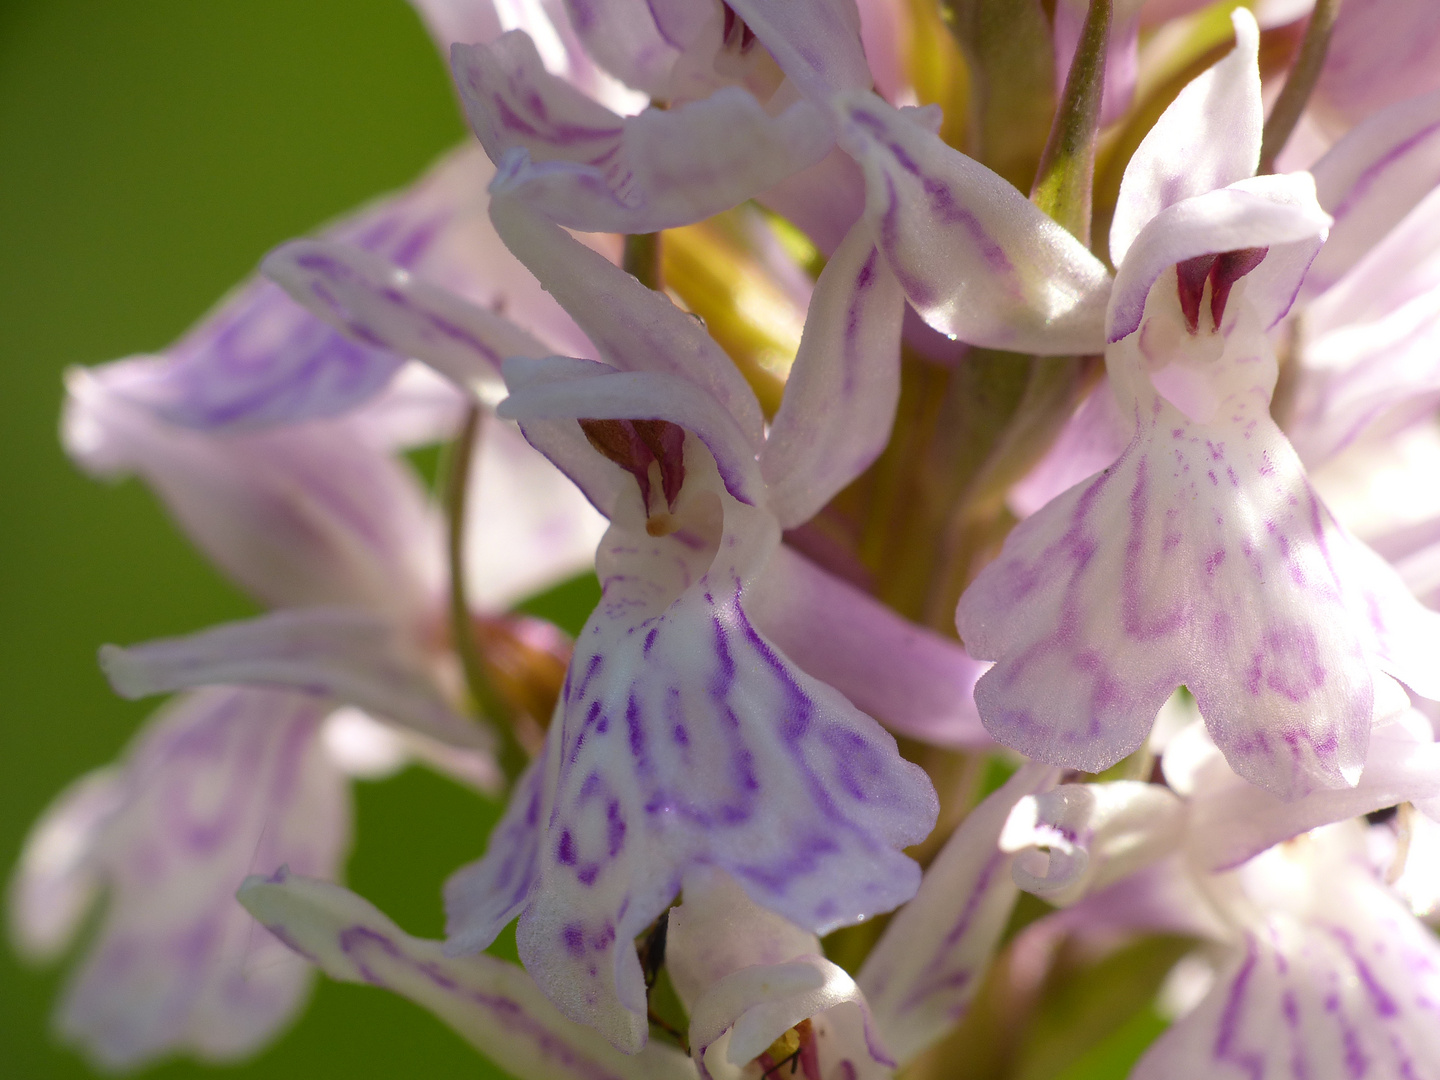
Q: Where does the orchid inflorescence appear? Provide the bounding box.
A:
[12,0,1440,1077]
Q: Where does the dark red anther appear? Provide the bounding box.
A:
[1174,247,1269,334]
[1209,247,1268,330]
[579,418,687,512]
[1175,254,1218,334]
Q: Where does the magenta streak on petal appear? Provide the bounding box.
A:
[337,927,628,1080]
[1328,118,1440,224]
[1212,935,1265,1080]
[1121,458,1191,639]
[841,249,880,394]
[490,95,624,147]
[894,849,1005,1016]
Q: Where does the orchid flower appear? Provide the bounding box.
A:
[1000,694,1440,1079]
[834,8,1440,799]
[231,761,1054,1080]
[9,226,608,1066]
[261,171,989,1047]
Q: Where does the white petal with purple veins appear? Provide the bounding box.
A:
[836,93,1112,355]
[98,608,486,752]
[454,33,833,234]
[263,238,547,396]
[240,870,695,1080]
[1108,9,1262,267]
[761,220,904,527]
[1132,879,1440,1079]
[54,688,349,1070]
[999,781,1185,905]
[859,762,1058,1066]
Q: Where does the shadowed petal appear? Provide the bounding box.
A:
[52,689,349,1070]
[859,762,1058,1066]
[761,220,905,528]
[98,608,486,753]
[748,546,990,748]
[239,870,695,1080]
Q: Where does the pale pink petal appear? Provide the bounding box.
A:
[489,195,765,445]
[1313,0,1440,129]
[1305,87,1440,299]
[239,870,695,1080]
[999,781,1185,905]
[262,237,549,396]
[836,93,1112,355]
[8,768,126,962]
[858,762,1058,1066]
[1188,715,1440,871]
[1290,188,1440,463]
[690,957,892,1080]
[1008,377,1129,519]
[747,546,990,748]
[453,33,833,233]
[725,0,871,101]
[664,866,820,1012]
[55,688,349,1070]
[1109,9,1262,266]
[63,362,442,618]
[98,608,486,752]
[1132,886,1440,1079]
[959,285,1422,797]
[760,220,904,527]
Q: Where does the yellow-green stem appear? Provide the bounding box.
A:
[445,403,529,785]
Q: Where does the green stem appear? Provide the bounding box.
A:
[445,403,529,785]
[623,232,663,291]
[1031,0,1113,245]
[1260,0,1343,172]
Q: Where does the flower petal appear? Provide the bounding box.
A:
[239,869,695,1080]
[1132,897,1440,1079]
[858,762,1058,1066]
[760,220,905,527]
[262,237,549,396]
[998,781,1185,905]
[747,546,990,748]
[1291,187,1440,463]
[488,195,765,445]
[54,688,348,1070]
[453,33,833,233]
[1108,174,1331,344]
[63,362,442,616]
[498,358,765,508]
[725,0,871,100]
[451,446,935,1051]
[98,608,487,752]
[664,866,820,1012]
[1304,87,1440,299]
[1108,9,1262,267]
[836,93,1112,355]
[8,767,126,963]
[1312,0,1440,129]
[959,304,1414,797]
[690,956,893,1080]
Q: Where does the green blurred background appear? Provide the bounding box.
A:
[0,1,518,1075]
